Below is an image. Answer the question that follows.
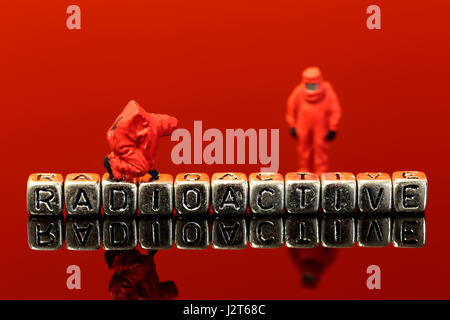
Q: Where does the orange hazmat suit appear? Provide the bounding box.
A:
[286,67,342,174]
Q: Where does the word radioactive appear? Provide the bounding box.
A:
[26,171,426,250]
[27,171,427,216]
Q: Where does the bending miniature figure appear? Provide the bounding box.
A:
[104,100,178,180]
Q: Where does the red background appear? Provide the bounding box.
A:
[1,0,449,299]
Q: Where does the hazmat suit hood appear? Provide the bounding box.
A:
[301,67,326,102]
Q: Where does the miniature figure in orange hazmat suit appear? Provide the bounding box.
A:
[286,67,342,174]
[104,100,178,180]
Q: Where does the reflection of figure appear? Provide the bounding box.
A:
[288,247,337,289]
[104,100,178,181]
[105,250,178,300]
[286,67,342,174]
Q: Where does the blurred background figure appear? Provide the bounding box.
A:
[105,249,178,300]
[286,66,341,175]
[288,247,338,289]
[286,66,342,289]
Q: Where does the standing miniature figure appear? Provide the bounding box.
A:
[104,100,178,180]
[286,67,342,174]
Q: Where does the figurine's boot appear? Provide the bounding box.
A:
[104,155,116,180]
[148,168,160,181]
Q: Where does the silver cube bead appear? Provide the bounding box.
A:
[392,214,426,247]
[249,173,284,214]
[392,171,427,212]
[28,217,64,250]
[321,172,356,214]
[357,216,391,247]
[357,172,392,213]
[103,217,138,250]
[285,172,320,214]
[284,215,319,248]
[211,172,248,215]
[65,173,101,216]
[102,173,138,216]
[211,216,247,249]
[27,173,63,216]
[174,173,210,214]
[321,215,355,248]
[139,216,173,250]
[249,215,283,248]
[139,173,173,215]
[174,215,210,249]
[65,217,101,250]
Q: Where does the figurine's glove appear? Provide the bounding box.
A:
[325,130,336,141]
[289,127,297,138]
[148,168,160,181]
